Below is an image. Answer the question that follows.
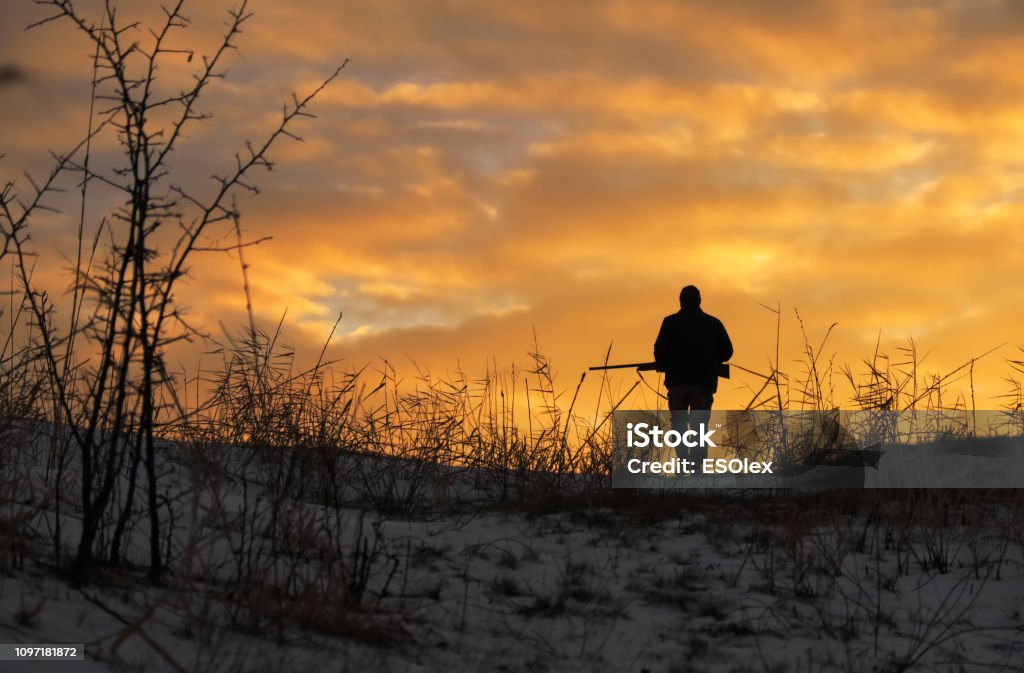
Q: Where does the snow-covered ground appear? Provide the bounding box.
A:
[2,438,1023,672]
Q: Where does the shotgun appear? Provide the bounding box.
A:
[589,362,731,378]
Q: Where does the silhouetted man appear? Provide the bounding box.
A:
[654,285,733,463]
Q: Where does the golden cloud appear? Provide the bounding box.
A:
[4,0,1024,412]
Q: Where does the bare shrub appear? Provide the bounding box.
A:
[1,0,345,581]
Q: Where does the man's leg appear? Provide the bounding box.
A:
[667,388,693,462]
[687,393,714,464]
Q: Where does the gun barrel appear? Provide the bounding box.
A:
[588,362,659,371]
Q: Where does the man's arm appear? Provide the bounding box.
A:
[653,317,671,369]
[717,319,734,363]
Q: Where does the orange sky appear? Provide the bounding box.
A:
[2,0,1023,412]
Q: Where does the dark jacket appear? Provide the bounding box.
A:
[654,307,733,392]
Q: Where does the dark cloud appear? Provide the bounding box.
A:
[0,63,28,86]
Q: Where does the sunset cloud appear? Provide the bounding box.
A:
[3,0,1023,410]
